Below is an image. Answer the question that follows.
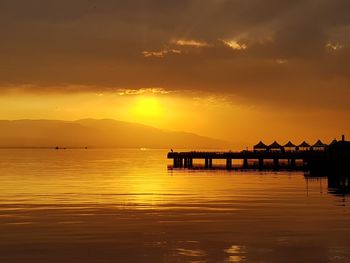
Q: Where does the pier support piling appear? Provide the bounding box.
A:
[303,160,308,169]
[243,158,248,169]
[174,158,183,168]
[259,158,264,170]
[226,159,232,170]
[184,158,188,168]
[179,158,183,168]
[291,159,296,169]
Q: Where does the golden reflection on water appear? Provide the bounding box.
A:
[0,148,314,208]
[176,248,206,257]
[0,149,350,262]
[225,245,247,262]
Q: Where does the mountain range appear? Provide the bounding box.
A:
[0,119,228,149]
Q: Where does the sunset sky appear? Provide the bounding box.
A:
[1,0,349,146]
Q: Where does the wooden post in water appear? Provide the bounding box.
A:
[226,158,232,169]
[291,159,296,169]
[205,158,209,168]
[209,159,213,168]
[243,158,248,169]
[303,159,308,169]
[177,158,182,168]
[184,158,188,168]
[179,158,184,168]
[274,158,279,169]
[259,158,264,170]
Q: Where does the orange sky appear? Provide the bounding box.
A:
[0,89,348,148]
[0,1,349,147]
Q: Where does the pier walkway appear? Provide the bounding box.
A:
[167,151,326,170]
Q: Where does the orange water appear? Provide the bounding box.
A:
[0,149,349,262]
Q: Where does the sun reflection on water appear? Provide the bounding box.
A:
[1,149,350,262]
[225,245,247,262]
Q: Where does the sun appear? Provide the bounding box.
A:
[133,96,162,118]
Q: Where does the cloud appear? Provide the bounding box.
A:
[276,59,288,64]
[326,42,343,51]
[0,0,349,110]
[221,40,248,50]
[142,49,181,58]
[117,88,170,96]
[172,39,210,47]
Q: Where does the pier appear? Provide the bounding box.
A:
[168,151,325,170]
[168,136,350,172]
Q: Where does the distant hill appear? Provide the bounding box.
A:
[0,119,228,149]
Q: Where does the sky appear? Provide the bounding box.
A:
[0,0,349,147]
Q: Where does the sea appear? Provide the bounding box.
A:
[0,149,349,263]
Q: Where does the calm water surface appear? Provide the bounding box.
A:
[0,149,349,262]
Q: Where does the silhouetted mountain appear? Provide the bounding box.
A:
[0,119,228,149]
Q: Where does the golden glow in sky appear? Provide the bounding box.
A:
[132,96,162,119]
[0,89,349,149]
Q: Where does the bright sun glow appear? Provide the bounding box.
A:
[132,96,162,118]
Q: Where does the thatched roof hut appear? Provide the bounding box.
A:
[254,141,268,151]
[312,140,326,151]
[313,140,326,147]
[299,141,311,148]
[268,141,283,151]
[284,141,296,147]
[284,141,297,151]
[298,141,311,151]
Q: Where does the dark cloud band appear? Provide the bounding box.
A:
[0,0,349,109]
